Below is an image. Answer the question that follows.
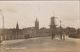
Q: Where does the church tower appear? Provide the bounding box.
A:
[15,22,19,39]
[35,18,39,30]
[16,22,19,30]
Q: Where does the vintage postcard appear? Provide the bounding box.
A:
[0,1,80,52]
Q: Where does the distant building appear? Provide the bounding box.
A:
[0,18,51,41]
[0,22,24,40]
[22,18,50,38]
[35,18,39,30]
[22,18,40,38]
[16,22,19,30]
[22,27,35,38]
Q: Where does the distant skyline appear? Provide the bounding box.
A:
[0,1,79,29]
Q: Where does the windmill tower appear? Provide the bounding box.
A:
[50,16,57,40]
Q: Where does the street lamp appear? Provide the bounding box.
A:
[0,9,4,43]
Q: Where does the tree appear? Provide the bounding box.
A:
[77,28,80,34]
[65,27,77,38]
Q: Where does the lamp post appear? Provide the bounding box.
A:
[0,9,4,43]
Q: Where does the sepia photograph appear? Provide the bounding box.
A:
[0,1,80,52]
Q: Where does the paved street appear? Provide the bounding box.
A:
[1,36,80,52]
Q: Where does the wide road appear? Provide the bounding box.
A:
[1,36,80,52]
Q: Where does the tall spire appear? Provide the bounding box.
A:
[16,22,19,29]
[35,17,39,30]
[36,17,38,22]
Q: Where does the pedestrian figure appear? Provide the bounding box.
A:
[51,32,55,40]
[59,31,63,40]
[62,31,65,40]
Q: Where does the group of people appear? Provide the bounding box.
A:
[51,28,66,40]
[51,32,66,40]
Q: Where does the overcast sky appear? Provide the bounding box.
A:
[0,1,79,29]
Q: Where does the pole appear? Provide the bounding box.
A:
[60,20,62,40]
[0,9,4,42]
[0,9,4,29]
[2,15,4,29]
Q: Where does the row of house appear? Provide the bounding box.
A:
[0,18,50,40]
[1,16,78,41]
